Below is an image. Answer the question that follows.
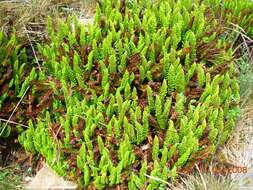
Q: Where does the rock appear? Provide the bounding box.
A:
[24,176,33,183]
[26,164,78,190]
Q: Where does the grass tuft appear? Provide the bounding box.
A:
[0,165,23,190]
[173,171,237,190]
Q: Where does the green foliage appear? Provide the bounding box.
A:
[18,0,243,188]
[152,135,160,161]
[0,31,34,138]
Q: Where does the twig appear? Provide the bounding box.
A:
[225,26,253,45]
[232,42,245,55]
[0,86,30,136]
[55,124,63,138]
[0,118,28,128]
[227,23,253,45]
[224,24,253,64]
[23,25,42,72]
[229,22,253,42]
[224,27,252,46]
[0,164,17,171]
[144,173,171,187]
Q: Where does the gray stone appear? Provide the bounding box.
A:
[26,164,78,190]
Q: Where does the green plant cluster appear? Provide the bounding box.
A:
[0,32,36,137]
[18,0,241,189]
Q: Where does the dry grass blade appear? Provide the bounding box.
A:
[225,22,253,64]
[173,172,237,190]
[195,164,207,190]
[144,173,172,187]
[0,119,28,128]
[23,25,42,71]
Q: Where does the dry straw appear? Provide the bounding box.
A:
[0,0,96,44]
